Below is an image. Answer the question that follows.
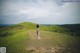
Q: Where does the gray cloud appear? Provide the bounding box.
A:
[0,0,80,24]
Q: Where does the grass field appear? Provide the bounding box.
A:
[0,22,80,53]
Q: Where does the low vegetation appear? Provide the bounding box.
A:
[0,22,80,53]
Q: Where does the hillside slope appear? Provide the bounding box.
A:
[0,22,80,37]
[0,30,80,53]
[0,22,80,53]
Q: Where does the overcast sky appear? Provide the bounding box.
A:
[0,0,80,24]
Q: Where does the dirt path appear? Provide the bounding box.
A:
[28,30,36,39]
[28,30,40,40]
[27,31,61,53]
[27,31,74,53]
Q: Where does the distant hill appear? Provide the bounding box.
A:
[59,24,80,36]
[41,24,80,36]
[0,24,13,27]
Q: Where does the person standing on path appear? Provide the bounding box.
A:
[36,24,40,39]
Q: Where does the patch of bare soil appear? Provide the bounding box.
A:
[28,31,41,40]
[26,47,70,53]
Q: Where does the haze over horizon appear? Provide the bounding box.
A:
[0,0,80,24]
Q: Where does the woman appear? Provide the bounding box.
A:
[36,24,40,39]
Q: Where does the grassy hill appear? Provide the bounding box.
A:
[0,22,36,37]
[0,22,80,36]
[0,22,80,53]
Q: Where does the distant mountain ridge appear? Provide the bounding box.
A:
[0,24,13,27]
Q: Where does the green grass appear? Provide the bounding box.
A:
[28,30,80,47]
[1,29,80,53]
[0,29,30,53]
[27,30,80,53]
[0,22,80,53]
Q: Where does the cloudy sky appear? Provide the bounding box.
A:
[0,0,80,24]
